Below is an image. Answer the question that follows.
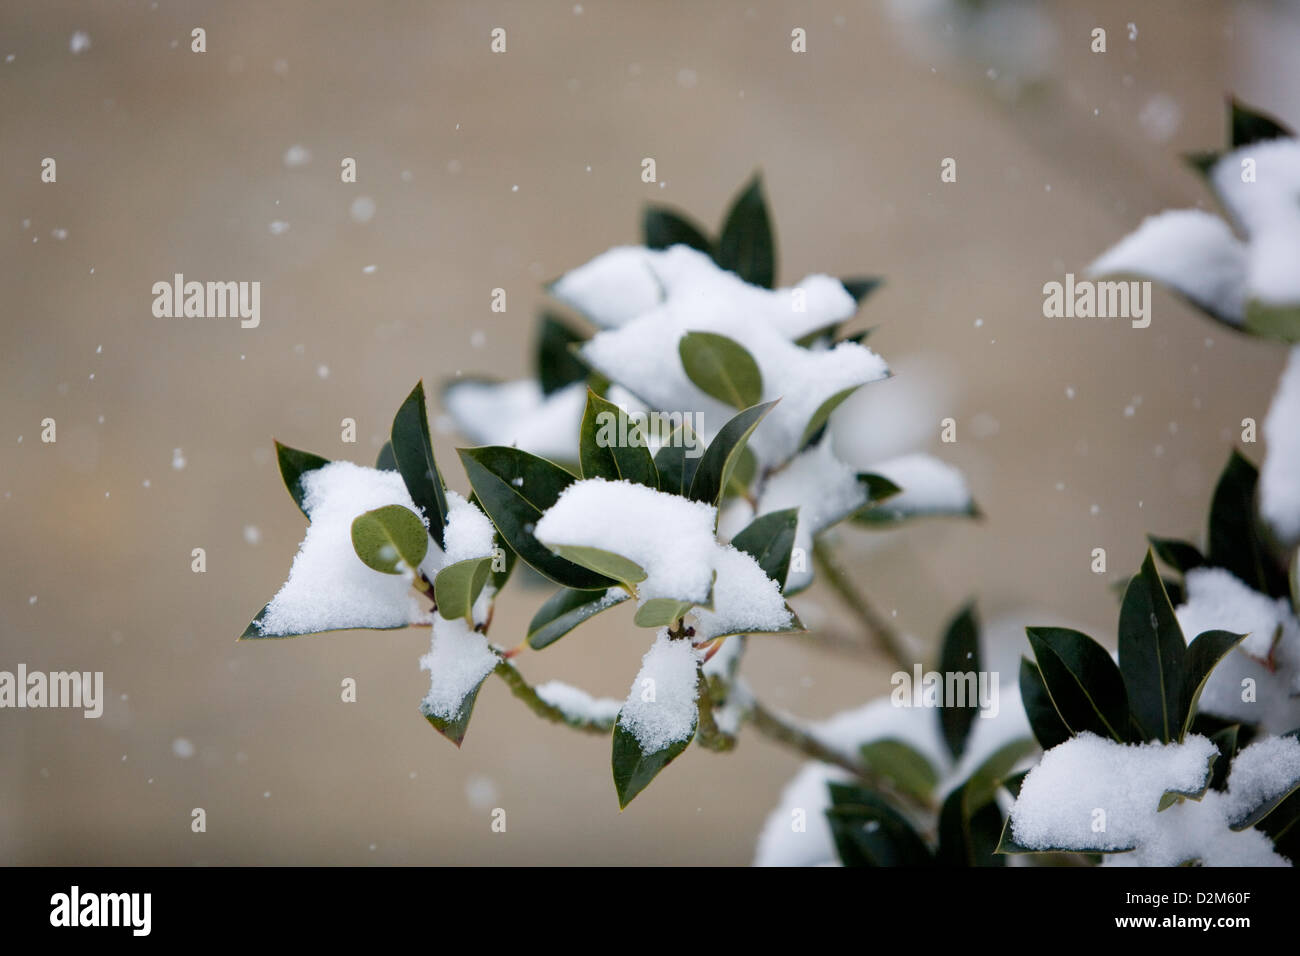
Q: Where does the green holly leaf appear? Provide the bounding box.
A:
[715,173,776,289]
[643,206,713,254]
[579,388,658,488]
[1118,551,1187,743]
[1026,626,1130,743]
[688,400,777,507]
[730,508,798,588]
[350,505,429,575]
[938,602,980,761]
[678,331,763,410]
[1229,96,1293,148]
[391,381,450,545]
[274,440,330,517]
[527,587,629,650]
[612,715,696,809]
[537,313,591,395]
[433,556,494,622]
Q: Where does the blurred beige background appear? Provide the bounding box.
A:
[2,0,1298,864]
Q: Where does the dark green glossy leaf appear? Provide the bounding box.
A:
[423,667,494,748]
[678,331,763,409]
[391,381,450,545]
[653,422,703,497]
[715,174,776,289]
[1230,96,1293,148]
[1208,725,1240,792]
[643,206,713,254]
[527,586,629,650]
[859,739,939,803]
[1257,786,1300,859]
[1181,630,1247,740]
[458,446,616,590]
[1002,769,1030,799]
[965,737,1038,811]
[274,440,330,518]
[840,276,883,306]
[1208,450,1288,598]
[1027,627,1130,743]
[688,400,777,507]
[612,716,696,809]
[1118,551,1187,743]
[350,504,429,575]
[725,445,757,498]
[1019,657,1072,750]
[938,602,980,761]
[936,783,1006,867]
[579,388,658,488]
[1148,535,1205,574]
[375,440,397,471]
[537,313,591,395]
[826,783,934,867]
[730,508,798,588]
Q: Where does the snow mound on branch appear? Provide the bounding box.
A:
[1210,139,1300,307]
[548,246,666,327]
[441,490,497,564]
[692,544,792,639]
[1261,347,1300,544]
[568,246,887,466]
[535,478,790,634]
[442,380,587,463]
[258,461,436,635]
[618,631,701,754]
[535,681,622,725]
[1175,566,1300,733]
[1010,732,1218,853]
[419,615,498,720]
[552,243,858,340]
[534,477,719,604]
[1089,209,1248,322]
[1099,735,1300,867]
[868,454,974,518]
[1089,140,1300,321]
[1223,735,1300,826]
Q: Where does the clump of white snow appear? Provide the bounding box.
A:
[1175,566,1300,733]
[535,681,622,725]
[1090,140,1300,322]
[618,631,702,754]
[1009,732,1218,853]
[419,615,498,720]
[564,245,887,466]
[867,454,974,520]
[441,490,496,565]
[1261,347,1300,544]
[693,545,792,638]
[534,478,719,604]
[1091,209,1249,323]
[257,461,436,636]
[1210,139,1300,308]
[1223,735,1300,826]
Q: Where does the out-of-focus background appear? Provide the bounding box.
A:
[2,0,1298,865]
